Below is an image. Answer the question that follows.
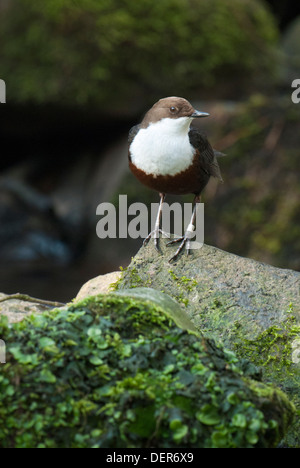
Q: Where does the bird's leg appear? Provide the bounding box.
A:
[143,193,169,252]
[167,195,201,262]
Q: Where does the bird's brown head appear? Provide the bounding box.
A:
[140,97,209,128]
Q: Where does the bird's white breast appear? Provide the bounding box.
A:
[129,117,195,176]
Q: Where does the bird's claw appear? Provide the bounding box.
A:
[167,236,191,263]
[143,229,170,252]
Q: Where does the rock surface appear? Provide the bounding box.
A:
[75,271,122,301]
[116,238,300,447]
[0,293,57,323]
[118,240,300,330]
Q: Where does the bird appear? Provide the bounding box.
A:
[128,96,224,262]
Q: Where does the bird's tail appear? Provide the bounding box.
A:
[213,150,226,158]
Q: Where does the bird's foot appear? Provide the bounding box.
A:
[143,229,170,252]
[167,236,191,262]
[167,225,195,262]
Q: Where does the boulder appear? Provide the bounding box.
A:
[116,239,300,447]
[75,271,122,301]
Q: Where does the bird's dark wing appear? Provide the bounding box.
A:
[128,124,141,145]
[189,127,223,182]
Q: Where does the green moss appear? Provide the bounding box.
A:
[168,270,198,291]
[109,266,126,291]
[168,270,198,307]
[124,266,143,288]
[233,306,300,381]
[230,304,300,447]
[0,293,294,448]
[112,265,151,291]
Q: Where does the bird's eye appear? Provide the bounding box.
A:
[170,106,177,113]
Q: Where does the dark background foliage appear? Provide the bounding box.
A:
[0,0,299,301]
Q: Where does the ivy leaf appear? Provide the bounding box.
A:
[40,369,56,383]
[232,413,247,428]
[196,404,221,426]
[39,337,56,348]
[89,356,104,366]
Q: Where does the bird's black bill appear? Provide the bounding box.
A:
[191,110,210,118]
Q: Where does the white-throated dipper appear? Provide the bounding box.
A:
[128,96,223,262]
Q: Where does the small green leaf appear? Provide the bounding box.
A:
[170,419,182,431]
[246,431,259,445]
[196,404,221,426]
[89,356,104,365]
[249,418,261,432]
[227,392,240,405]
[39,337,56,349]
[6,385,15,396]
[91,429,103,438]
[121,344,132,357]
[232,413,247,428]
[64,339,78,346]
[40,369,56,383]
[164,364,175,374]
[87,327,102,339]
[212,430,229,448]
[173,424,188,442]
[268,419,278,429]
[10,346,23,361]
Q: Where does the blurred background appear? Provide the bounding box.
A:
[0,0,299,302]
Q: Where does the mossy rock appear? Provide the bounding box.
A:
[0,289,295,448]
[117,241,300,447]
